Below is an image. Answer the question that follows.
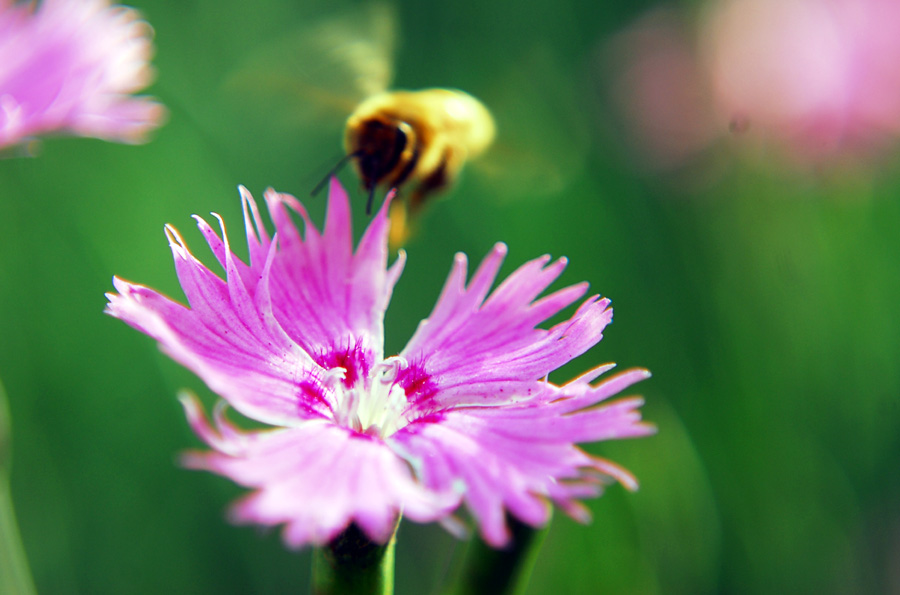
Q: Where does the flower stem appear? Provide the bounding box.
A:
[448,513,550,595]
[312,520,399,595]
[0,380,37,595]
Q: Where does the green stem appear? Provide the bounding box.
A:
[0,479,36,595]
[0,381,37,595]
[449,513,551,595]
[312,521,399,595]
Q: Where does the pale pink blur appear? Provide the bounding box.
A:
[0,0,165,150]
[703,0,900,163]
[604,0,900,169]
[605,9,717,170]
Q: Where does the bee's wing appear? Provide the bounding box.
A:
[223,3,396,130]
[472,49,589,200]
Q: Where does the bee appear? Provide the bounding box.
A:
[341,88,495,214]
[226,3,583,246]
[304,87,495,245]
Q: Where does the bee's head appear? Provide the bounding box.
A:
[314,117,416,215]
[347,117,416,191]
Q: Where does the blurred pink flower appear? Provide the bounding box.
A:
[0,0,165,150]
[604,0,900,169]
[106,180,654,548]
[702,0,900,162]
[604,9,717,171]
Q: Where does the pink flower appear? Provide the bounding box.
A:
[701,0,900,162]
[603,0,900,169]
[0,0,165,150]
[603,8,717,171]
[106,180,654,548]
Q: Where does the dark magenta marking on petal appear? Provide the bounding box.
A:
[396,362,439,405]
[314,337,372,388]
[410,411,447,425]
[399,410,448,432]
[348,427,381,440]
[297,379,333,416]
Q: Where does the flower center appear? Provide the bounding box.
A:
[331,356,410,438]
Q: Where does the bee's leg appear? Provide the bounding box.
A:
[366,183,377,215]
[409,152,460,214]
[388,200,412,250]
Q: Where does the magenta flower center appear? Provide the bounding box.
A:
[309,342,415,437]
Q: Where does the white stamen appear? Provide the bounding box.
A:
[331,362,409,438]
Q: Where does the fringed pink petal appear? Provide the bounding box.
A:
[569,362,619,385]
[552,367,653,410]
[390,365,652,546]
[106,183,407,425]
[107,270,327,426]
[400,245,614,408]
[257,182,398,367]
[181,410,459,548]
[241,185,271,258]
[392,417,559,547]
[0,0,164,149]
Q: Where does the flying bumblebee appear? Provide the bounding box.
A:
[227,3,583,246]
[337,88,495,215]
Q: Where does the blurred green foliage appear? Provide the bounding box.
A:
[0,0,898,593]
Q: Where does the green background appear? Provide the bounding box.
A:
[1,0,898,593]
